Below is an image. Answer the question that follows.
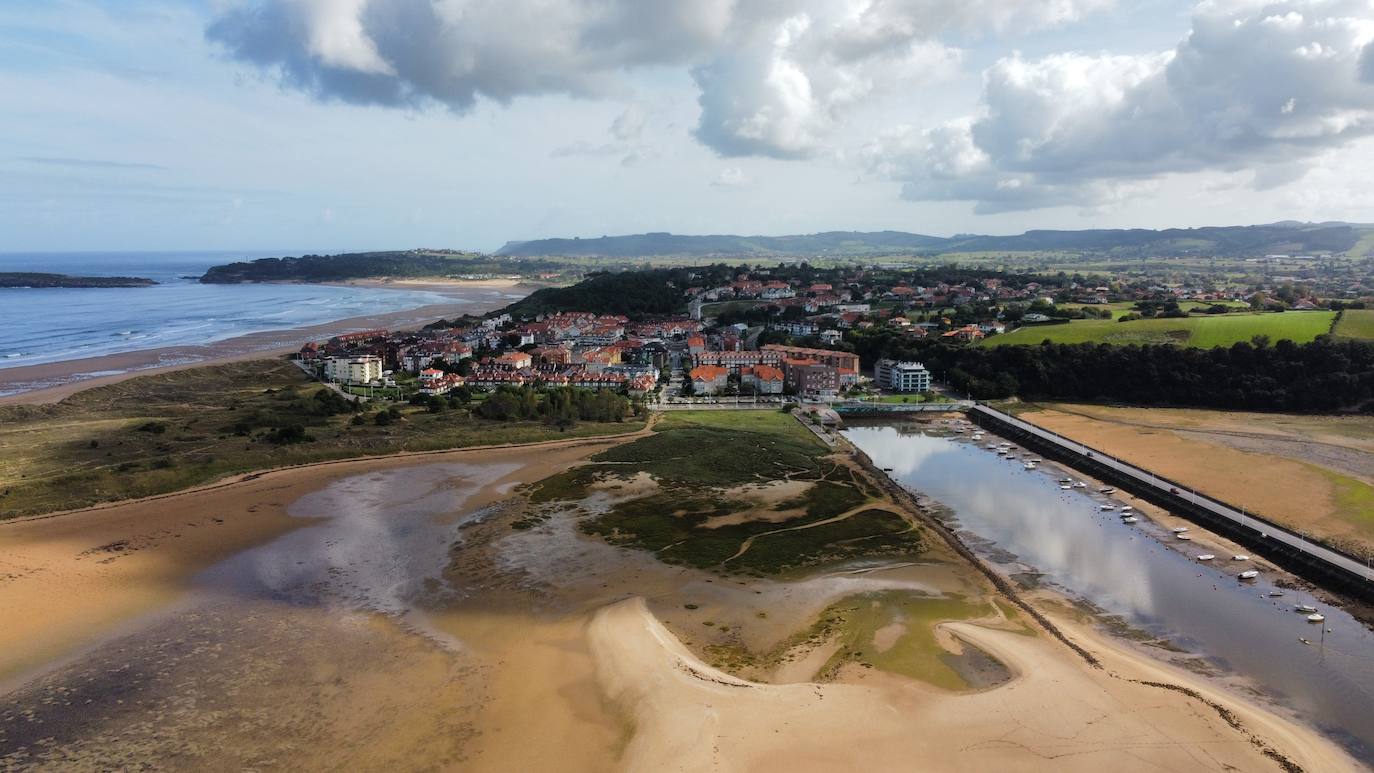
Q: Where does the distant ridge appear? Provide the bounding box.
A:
[496,222,1368,258]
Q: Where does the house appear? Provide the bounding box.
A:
[875,360,931,393]
[818,329,842,346]
[761,281,796,300]
[495,351,533,370]
[942,325,985,342]
[695,349,785,372]
[689,365,729,394]
[687,335,706,356]
[762,344,859,372]
[740,365,785,394]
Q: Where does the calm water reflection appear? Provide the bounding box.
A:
[846,424,1374,761]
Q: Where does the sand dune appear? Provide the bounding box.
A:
[589,597,1358,772]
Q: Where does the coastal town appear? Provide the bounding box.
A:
[296,261,1362,406]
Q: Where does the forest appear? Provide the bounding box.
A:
[848,329,1374,412]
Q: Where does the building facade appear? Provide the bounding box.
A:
[875,359,931,393]
[324,355,383,384]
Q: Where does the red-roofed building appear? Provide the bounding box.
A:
[741,365,785,394]
[689,365,728,394]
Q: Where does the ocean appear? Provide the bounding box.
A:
[0,251,471,370]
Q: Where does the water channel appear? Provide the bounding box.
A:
[845,423,1374,762]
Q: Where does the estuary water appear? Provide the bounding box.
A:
[0,251,453,369]
[845,423,1374,762]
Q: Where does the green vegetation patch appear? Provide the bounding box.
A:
[812,591,1009,690]
[1333,309,1374,341]
[0,359,644,518]
[984,311,1337,349]
[530,410,925,574]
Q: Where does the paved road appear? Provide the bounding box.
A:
[971,404,1374,586]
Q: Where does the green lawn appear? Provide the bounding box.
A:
[984,311,1336,349]
[1333,309,1374,341]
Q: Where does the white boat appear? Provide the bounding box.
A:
[1099,504,1116,511]
[1307,613,1326,623]
[1060,484,1072,490]
[1177,533,1192,541]
[1239,570,1259,580]
[1073,481,1087,488]
[1099,487,1115,494]
[1120,505,1133,512]
[1232,555,1250,562]
[1024,462,1037,470]
[1171,527,1189,534]
[1295,603,1317,613]
[1030,458,1043,463]
[1196,554,1215,561]
[1058,478,1072,484]
[1122,516,1139,523]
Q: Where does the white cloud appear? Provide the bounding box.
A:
[207,0,1102,158]
[711,167,750,187]
[868,0,1374,212]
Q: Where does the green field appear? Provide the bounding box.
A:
[1333,309,1374,341]
[984,311,1336,348]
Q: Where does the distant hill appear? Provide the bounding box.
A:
[0,272,156,288]
[497,223,1368,258]
[199,250,559,283]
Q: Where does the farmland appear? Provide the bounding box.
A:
[1333,309,1374,341]
[984,311,1336,348]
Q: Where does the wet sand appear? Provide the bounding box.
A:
[0,432,645,689]
[0,279,529,405]
[1,422,1362,771]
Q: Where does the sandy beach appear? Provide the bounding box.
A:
[0,278,532,406]
[0,414,1364,771]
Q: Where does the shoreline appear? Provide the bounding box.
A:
[0,278,533,406]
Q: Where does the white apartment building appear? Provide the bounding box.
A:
[875,359,931,393]
[324,355,383,384]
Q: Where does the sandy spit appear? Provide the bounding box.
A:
[589,597,1360,773]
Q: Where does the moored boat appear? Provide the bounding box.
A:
[1196,554,1215,561]
[1239,570,1259,580]
[1307,613,1326,623]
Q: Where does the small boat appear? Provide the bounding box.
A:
[1239,570,1259,580]
[1171,527,1189,534]
[1232,555,1249,562]
[1295,604,1317,613]
[1073,481,1087,488]
[1024,462,1037,470]
[1268,591,1284,597]
[1307,613,1326,623]
[1030,458,1042,463]
[1177,533,1192,541]
[1120,506,1133,512]
[1058,477,1071,484]
[1099,504,1116,511]
[1060,484,1072,490]
[1196,554,1215,561]
[882,467,893,472]
[1122,516,1139,524]
[1099,487,1115,494]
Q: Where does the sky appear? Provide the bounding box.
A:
[3,0,1374,254]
